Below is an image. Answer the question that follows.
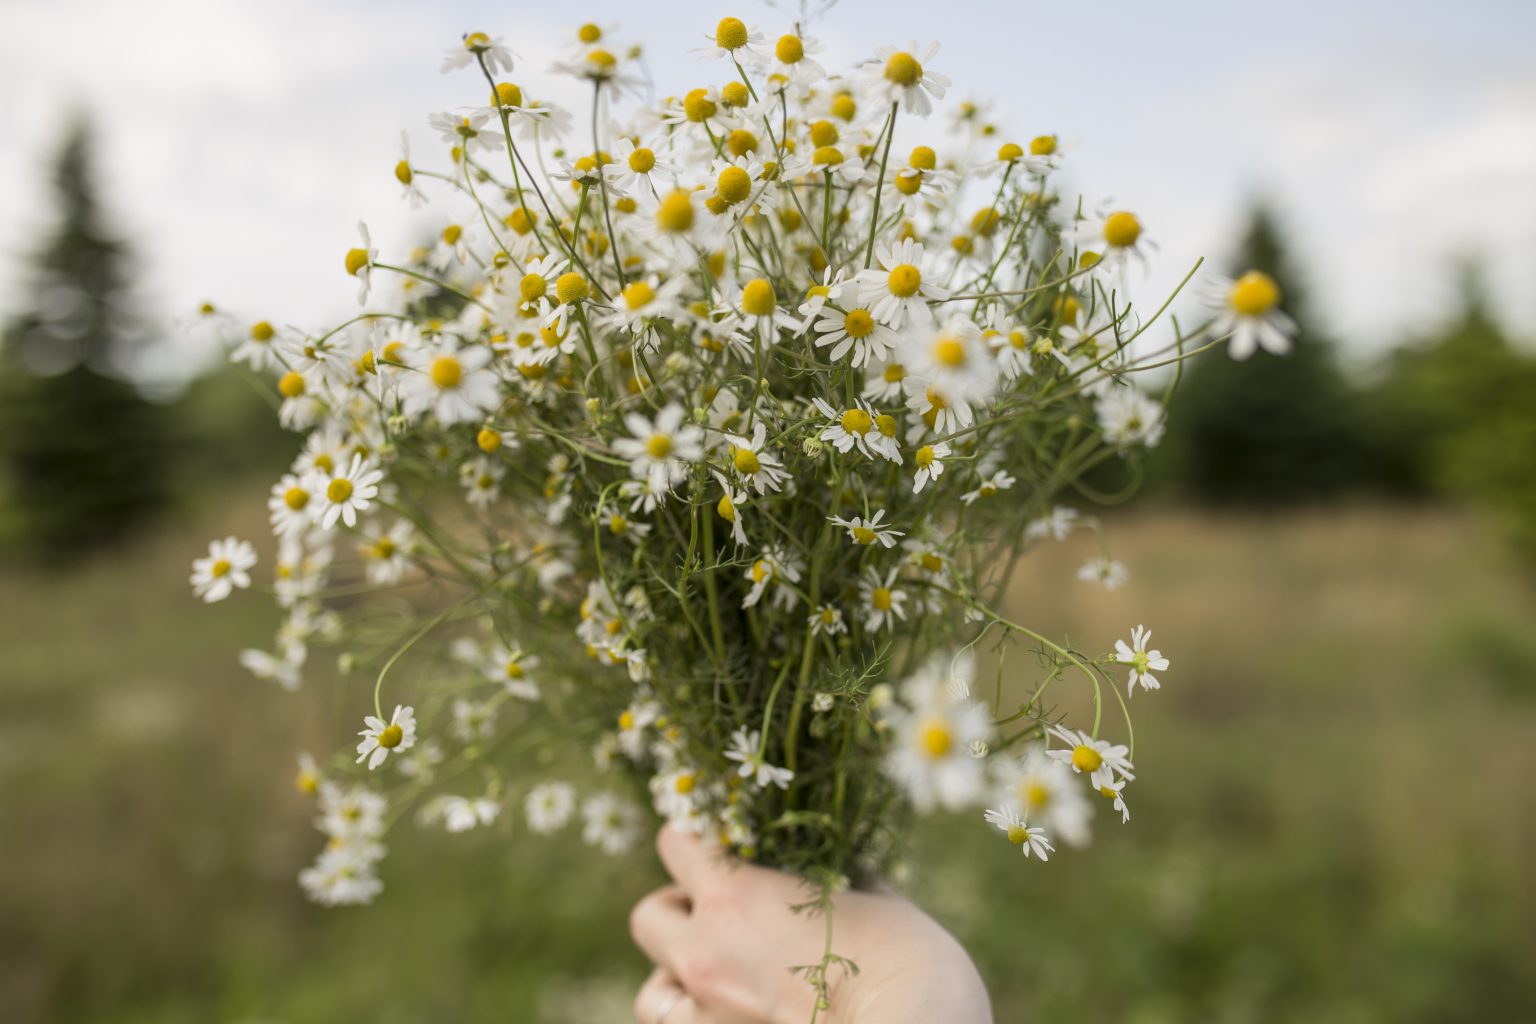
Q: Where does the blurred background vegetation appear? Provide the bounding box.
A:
[3,122,1535,1022]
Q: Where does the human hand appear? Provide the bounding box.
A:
[629,826,993,1024]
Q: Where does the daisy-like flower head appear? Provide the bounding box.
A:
[884,654,991,812]
[829,508,904,548]
[1076,208,1152,273]
[1000,746,1094,848]
[863,42,950,117]
[723,421,789,494]
[701,16,764,61]
[1095,386,1166,448]
[960,468,1015,506]
[581,792,643,855]
[724,727,794,790]
[1026,505,1079,542]
[741,545,803,610]
[1077,556,1128,590]
[190,536,257,603]
[360,519,415,585]
[901,314,999,410]
[911,440,951,494]
[400,338,500,426]
[856,237,948,328]
[298,842,384,907]
[524,780,576,834]
[808,604,847,636]
[1208,270,1295,360]
[442,31,515,75]
[613,403,705,496]
[858,566,908,633]
[811,397,902,463]
[732,276,802,346]
[1114,624,1169,696]
[1098,777,1131,823]
[426,110,505,158]
[311,452,384,530]
[604,135,676,196]
[983,806,1055,860]
[761,30,826,90]
[1045,724,1134,792]
[813,302,898,368]
[356,704,418,770]
[267,473,315,538]
[343,221,377,305]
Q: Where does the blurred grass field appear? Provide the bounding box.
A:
[3,491,1534,1023]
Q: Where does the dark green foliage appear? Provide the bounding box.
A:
[0,118,172,560]
[1369,268,1536,554]
[1155,204,1366,504]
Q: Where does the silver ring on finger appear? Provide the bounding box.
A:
[655,989,684,1024]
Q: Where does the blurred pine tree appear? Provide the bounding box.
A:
[1153,203,1365,504]
[0,116,172,560]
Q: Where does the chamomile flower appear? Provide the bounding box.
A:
[613,403,704,496]
[811,398,901,463]
[983,806,1054,860]
[580,792,643,855]
[360,520,415,585]
[1046,724,1134,792]
[883,655,992,812]
[311,453,383,529]
[356,704,417,770]
[1208,270,1295,360]
[858,567,908,632]
[191,537,256,603]
[298,843,384,906]
[713,476,750,546]
[1001,747,1093,848]
[731,277,801,346]
[232,319,282,370]
[808,605,847,636]
[724,728,794,790]
[863,42,950,117]
[239,647,301,691]
[442,31,514,75]
[400,339,500,425]
[1098,777,1131,823]
[427,110,505,158]
[1095,387,1166,448]
[902,315,999,410]
[701,16,764,61]
[863,359,908,403]
[604,135,675,195]
[813,303,898,367]
[960,469,1015,505]
[856,238,947,328]
[911,441,950,493]
[1077,557,1128,590]
[424,794,500,832]
[723,422,788,494]
[267,474,315,538]
[524,781,576,834]
[742,546,803,610]
[1076,209,1151,272]
[343,221,377,304]
[829,508,904,548]
[762,30,826,89]
[1115,624,1169,696]
[1025,505,1079,542]
[394,131,426,207]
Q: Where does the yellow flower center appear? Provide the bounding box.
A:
[506,208,536,234]
[883,363,905,383]
[430,355,463,389]
[921,552,943,573]
[887,263,921,298]
[715,17,748,50]
[809,120,839,147]
[619,709,635,730]
[326,478,353,503]
[751,559,770,583]
[741,278,775,316]
[283,486,309,510]
[608,514,628,534]
[1071,744,1103,773]
[831,93,857,120]
[915,445,935,469]
[933,335,967,367]
[675,773,697,795]
[919,720,951,756]
[871,586,892,611]
[894,170,922,196]
[373,538,396,559]
[377,723,404,748]
[996,142,1023,162]
[732,446,761,474]
[555,272,590,304]
[277,371,305,398]
[210,558,231,578]
[476,427,502,453]
[721,81,750,107]
[1006,824,1029,845]
[716,166,753,206]
[1026,782,1050,808]
[909,146,937,170]
[1103,211,1141,248]
[628,146,656,173]
[585,48,617,70]
[493,81,523,107]
[344,247,369,276]
[623,281,655,310]
[683,88,717,123]
[717,494,736,521]
[875,414,897,437]
[463,32,490,50]
[656,191,694,233]
[1230,270,1281,316]
[1030,135,1057,156]
[519,273,547,303]
[844,309,875,339]
[884,51,922,87]
[839,408,872,435]
[394,159,412,185]
[577,23,602,43]
[851,526,877,545]
[726,129,758,156]
[645,433,673,459]
[442,224,462,245]
[813,146,844,166]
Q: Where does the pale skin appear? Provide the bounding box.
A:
[630,826,994,1024]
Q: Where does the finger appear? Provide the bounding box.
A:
[634,967,701,1024]
[629,885,692,972]
[655,824,724,896]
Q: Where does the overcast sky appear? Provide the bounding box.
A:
[4,0,1534,388]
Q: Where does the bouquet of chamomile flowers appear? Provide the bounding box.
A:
[192,14,1292,914]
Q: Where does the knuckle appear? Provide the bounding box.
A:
[674,949,719,999]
